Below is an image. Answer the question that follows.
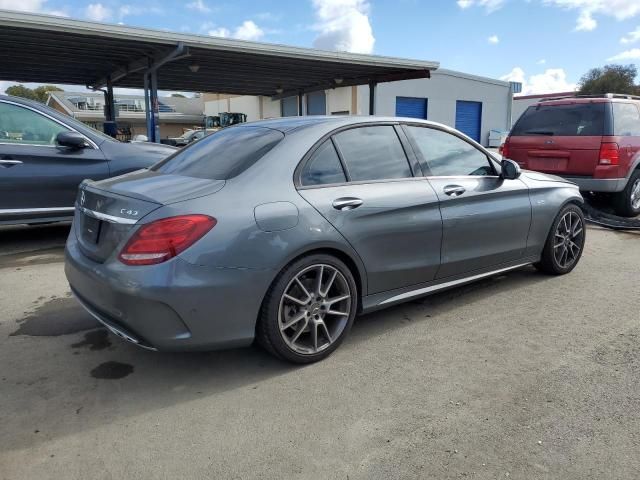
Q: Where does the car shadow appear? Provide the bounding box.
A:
[2,265,551,453]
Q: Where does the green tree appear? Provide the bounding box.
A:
[170,93,186,98]
[5,84,38,101]
[33,85,63,103]
[5,84,63,103]
[578,64,639,95]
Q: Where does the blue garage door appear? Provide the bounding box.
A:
[281,96,298,117]
[307,91,327,115]
[396,97,428,119]
[455,100,482,142]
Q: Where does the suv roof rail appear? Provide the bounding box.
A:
[539,93,640,102]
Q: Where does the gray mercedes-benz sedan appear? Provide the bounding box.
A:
[65,116,586,363]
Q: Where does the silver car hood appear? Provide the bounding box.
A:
[521,170,575,185]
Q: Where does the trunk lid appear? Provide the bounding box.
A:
[74,170,225,263]
[509,135,603,175]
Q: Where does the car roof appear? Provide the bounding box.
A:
[238,115,449,133]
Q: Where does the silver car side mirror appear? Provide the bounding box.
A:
[501,159,521,180]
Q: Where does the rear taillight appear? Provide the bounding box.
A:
[599,142,619,165]
[499,137,510,158]
[119,214,216,266]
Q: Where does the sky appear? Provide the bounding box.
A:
[2,0,640,96]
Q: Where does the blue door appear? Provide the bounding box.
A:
[455,100,482,143]
[306,91,327,115]
[281,96,298,117]
[396,97,428,119]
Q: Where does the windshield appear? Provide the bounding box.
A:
[151,126,284,180]
[512,103,606,137]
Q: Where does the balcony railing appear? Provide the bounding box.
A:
[70,103,176,113]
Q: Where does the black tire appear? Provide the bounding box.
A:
[256,254,358,364]
[535,203,586,275]
[612,169,640,217]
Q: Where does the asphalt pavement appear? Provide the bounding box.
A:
[0,224,639,479]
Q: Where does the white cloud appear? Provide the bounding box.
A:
[208,21,264,41]
[456,0,505,12]
[187,0,210,13]
[537,58,547,64]
[0,0,66,15]
[85,3,111,22]
[543,0,640,31]
[312,0,375,54]
[621,26,640,44]
[208,27,231,38]
[488,34,499,44]
[501,66,577,95]
[575,9,596,31]
[234,20,264,41]
[608,48,640,61]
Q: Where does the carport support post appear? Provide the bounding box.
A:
[149,70,161,143]
[143,72,152,142]
[102,78,117,137]
[298,92,304,116]
[368,81,377,115]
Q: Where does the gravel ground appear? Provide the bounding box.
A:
[0,224,638,479]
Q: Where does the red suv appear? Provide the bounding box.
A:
[502,94,640,217]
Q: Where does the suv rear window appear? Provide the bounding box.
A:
[152,126,284,180]
[512,103,605,137]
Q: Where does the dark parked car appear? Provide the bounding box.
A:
[502,93,640,217]
[0,94,176,225]
[66,116,585,364]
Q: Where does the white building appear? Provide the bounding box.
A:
[204,68,515,147]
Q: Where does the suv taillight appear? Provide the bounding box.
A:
[599,142,619,165]
[499,137,510,158]
[119,215,217,266]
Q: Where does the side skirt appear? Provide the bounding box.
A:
[361,257,539,312]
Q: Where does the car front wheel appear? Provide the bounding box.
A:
[535,204,586,275]
[257,254,358,363]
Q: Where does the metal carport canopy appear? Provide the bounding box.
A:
[0,10,439,97]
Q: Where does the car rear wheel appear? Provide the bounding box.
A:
[535,204,586,275]
[613,170,640,217]
[257,254,358,363]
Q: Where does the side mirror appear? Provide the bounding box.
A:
[56,131,88,149]
[501,159,521,180]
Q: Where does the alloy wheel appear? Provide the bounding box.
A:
[553,211,584,269]
[631,178,640,211]
[278,264,352,355]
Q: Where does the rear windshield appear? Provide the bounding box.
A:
[151,126,284,179]
[512,103,605,136]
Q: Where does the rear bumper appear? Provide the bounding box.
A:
[562,176,626,193]
[64,229,274,352]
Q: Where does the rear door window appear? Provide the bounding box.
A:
[152,126,284,180]
[512,103,605,136]
[613,103,640,136]
[333,126,412,182]
[301,140,346,186]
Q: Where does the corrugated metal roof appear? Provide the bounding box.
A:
[0,10,439,96]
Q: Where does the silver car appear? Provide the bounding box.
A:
[65,116,586,363]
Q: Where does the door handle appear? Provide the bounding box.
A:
[0,159,23,168]
[443,185,466,197]
[332,197,364,211]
